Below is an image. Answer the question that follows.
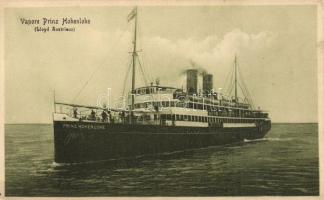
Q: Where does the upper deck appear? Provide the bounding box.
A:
[129,85,268,119]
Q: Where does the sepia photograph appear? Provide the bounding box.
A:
[1,1,323,198]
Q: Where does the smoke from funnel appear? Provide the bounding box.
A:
[190,60,207,75]
[179,60,207,75]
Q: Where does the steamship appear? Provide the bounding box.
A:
[53,7,271,164]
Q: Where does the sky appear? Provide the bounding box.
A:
[4,5,318,123]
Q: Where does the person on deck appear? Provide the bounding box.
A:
[90,109,96,121]
[120,111,125,124]
[73,108,78,118]
[108,110,113,123]
[101,110,108,122]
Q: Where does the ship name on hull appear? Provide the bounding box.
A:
[62,123,105,130]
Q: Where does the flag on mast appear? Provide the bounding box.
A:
[127,7,137,22]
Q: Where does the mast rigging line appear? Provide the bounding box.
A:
[141,49,156,84]
[122,59,133,98]
[137,58,149,86]
[227,81,235,98]
[227,70,235,96]
[237,65,255,108]
[223,64,234,97]
[71,23,130,103]
[222,56,255,109]
[238,83,249,103]
[135,9,153,85]
[238,82,254,108]
[138,55,153,84]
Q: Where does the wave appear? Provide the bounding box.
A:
[51,161,70,167]
[244,137,293,143]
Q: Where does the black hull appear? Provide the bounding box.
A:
[53,121,271,164]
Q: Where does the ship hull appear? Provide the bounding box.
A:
[53,121,271,164]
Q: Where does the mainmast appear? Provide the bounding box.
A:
[234,55,238,103]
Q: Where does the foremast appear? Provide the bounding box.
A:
[128,7,138,123]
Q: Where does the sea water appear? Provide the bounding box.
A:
[5,123,319,196]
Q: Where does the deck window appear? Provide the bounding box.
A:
[171,115,175,121]
[166,114,171,120]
